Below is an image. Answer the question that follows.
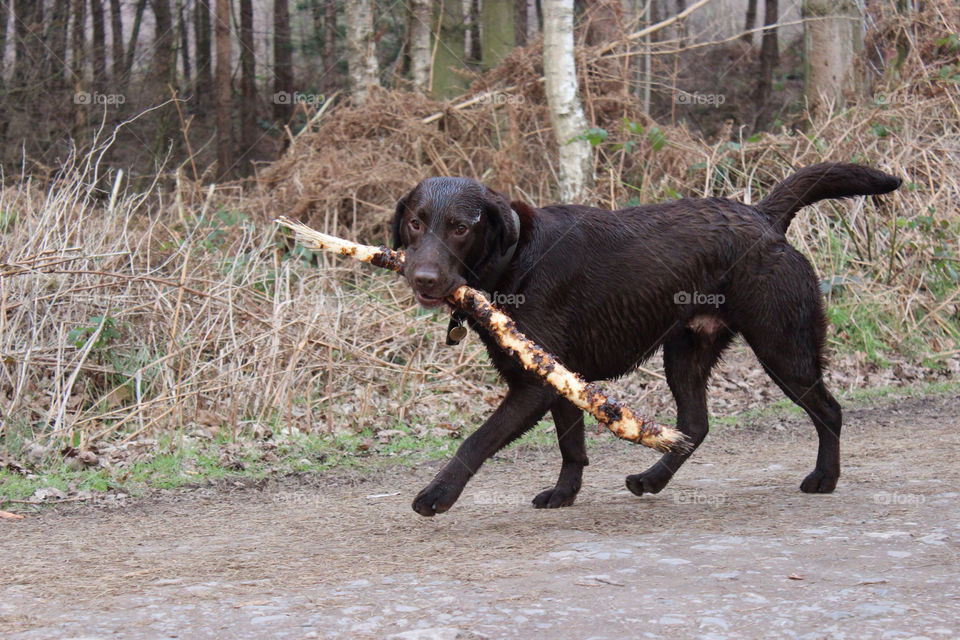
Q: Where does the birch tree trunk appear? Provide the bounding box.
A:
[409,0,432,92]
[802,0,863,114]
[345,0,380,105]
[542,0,593,202]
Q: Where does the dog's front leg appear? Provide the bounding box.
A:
[412,383,556,516]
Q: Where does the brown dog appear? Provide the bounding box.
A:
[391,163,901,516]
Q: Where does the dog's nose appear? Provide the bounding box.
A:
[413,267,440,291]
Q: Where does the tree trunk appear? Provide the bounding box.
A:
[802,0,864,114]
[273,0,294,120]
[194,0,212,106]
[482,0,515,69]
[0,0,7,83]
[409,0,432,92]
[71,0,86,137]
[526,0,539,41]
[125,0,149,78]
[323,0,336,91]
[215,0,233,178]
[91,0,107,91]
[14,0,45,85]
[177,0,192,88]
[743,0,757,43]
[753,0,778,129]
[239,0,256,173]
[109,0,123,81]
[542,0,593,202]
[71,0,86,85]
[48,0,72,87]
[431,0,467,98]
[344,0,380,105]
[468,0,481,62]
[151,0,175,89]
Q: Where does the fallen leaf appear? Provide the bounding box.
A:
[788,574,805,581]
[0,510,25,519]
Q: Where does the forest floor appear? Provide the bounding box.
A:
[2,389,959,639]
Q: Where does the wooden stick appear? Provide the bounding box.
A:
[275,216,688,453]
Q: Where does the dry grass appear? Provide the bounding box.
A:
[1,2,958,466]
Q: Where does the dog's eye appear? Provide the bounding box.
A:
[409,218,422,231]
[454,224,468,236]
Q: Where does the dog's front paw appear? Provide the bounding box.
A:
[532,486,578,509]
[412,481,462,517]
[800,468,838,494]
[625,470,670,497]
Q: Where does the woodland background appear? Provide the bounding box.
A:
[0,0,958,492]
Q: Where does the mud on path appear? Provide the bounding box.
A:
[2,393,959,639]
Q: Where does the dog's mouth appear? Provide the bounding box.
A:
[413,290,447,308]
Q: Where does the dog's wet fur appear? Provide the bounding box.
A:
[392,163,902,516]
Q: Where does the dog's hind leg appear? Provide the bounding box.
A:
[533,399,588,508]
[749,339,842,494]
[626,324,733,497]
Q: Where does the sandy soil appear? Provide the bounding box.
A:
[2,393,959,639]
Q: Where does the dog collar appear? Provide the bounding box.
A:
[447,208,520,345]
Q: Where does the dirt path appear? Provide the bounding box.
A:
[2,393,959,639]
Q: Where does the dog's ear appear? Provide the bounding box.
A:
[482,188,520,256]
[391,194,409,250]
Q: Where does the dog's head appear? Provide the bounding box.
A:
[391,177,520,307]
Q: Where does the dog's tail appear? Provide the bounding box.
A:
[756,162,901,233]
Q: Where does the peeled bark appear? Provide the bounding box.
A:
[345,0,380,105]
[542,0,593,202]
[803,0,864,114]
[409,0,432,92]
